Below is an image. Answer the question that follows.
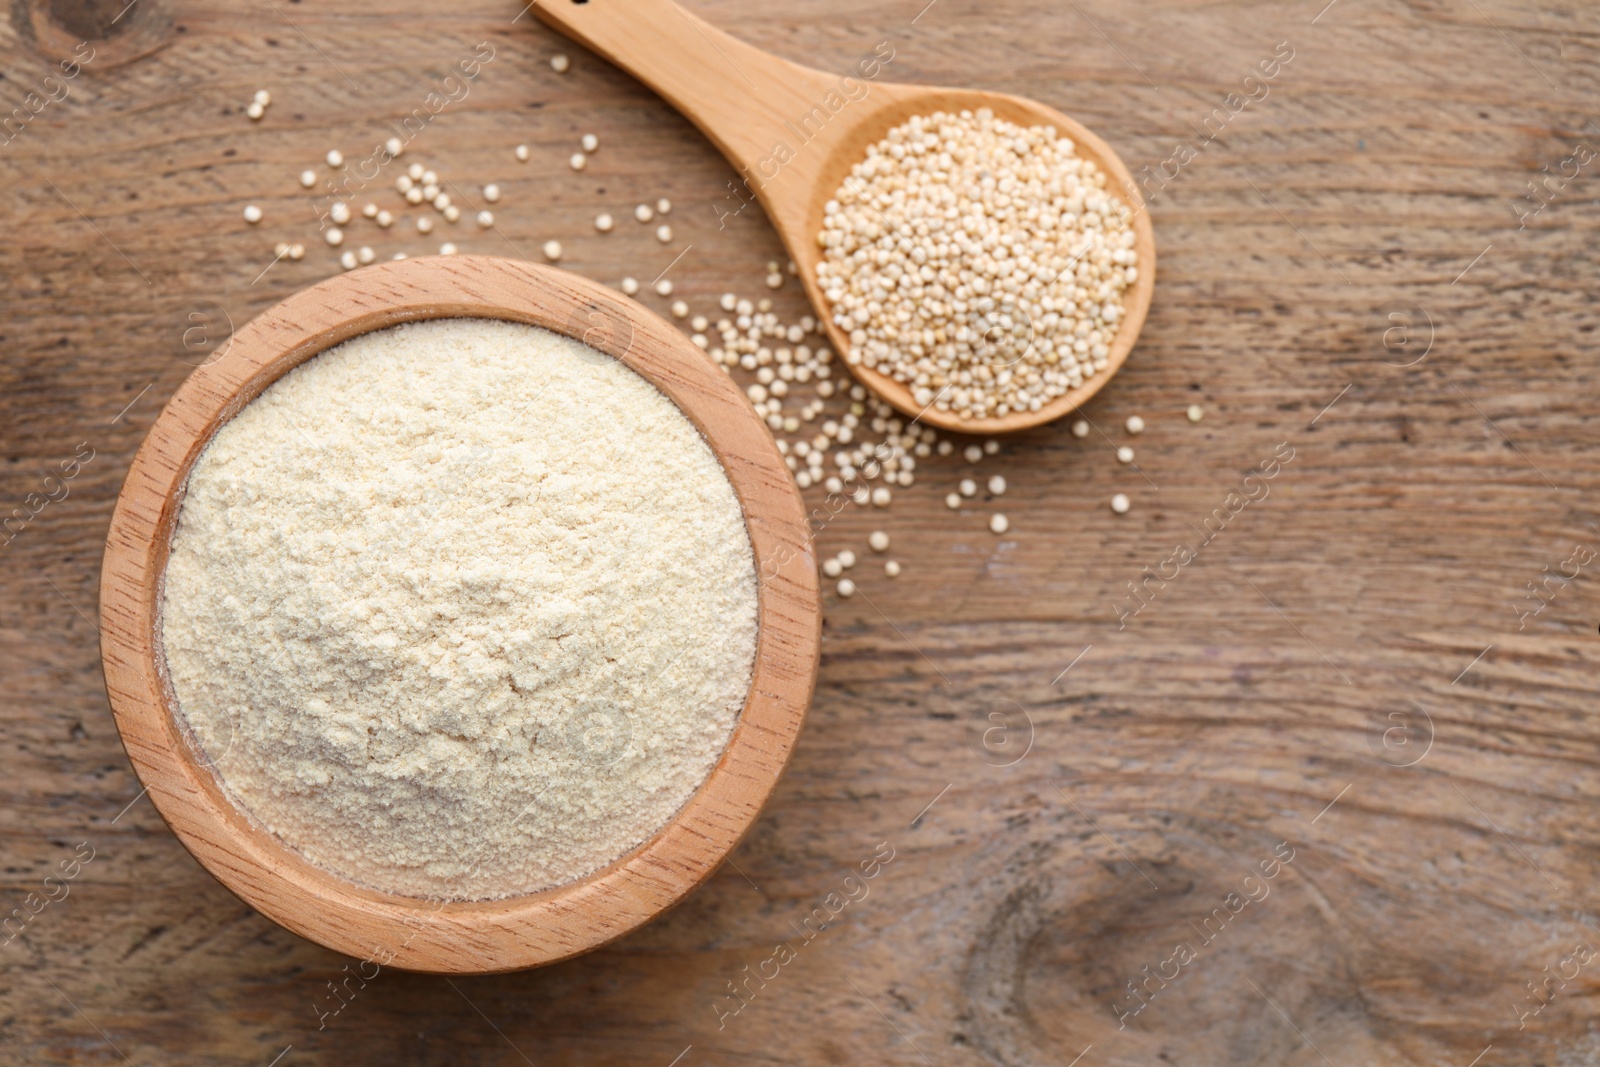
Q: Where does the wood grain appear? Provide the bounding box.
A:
[3,0,1600,1062]
[98,254,820,973]
[532,0,1156,433]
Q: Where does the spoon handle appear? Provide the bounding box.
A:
[532,0,852,232]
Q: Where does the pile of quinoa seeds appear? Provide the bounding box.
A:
[816,108,1139,420]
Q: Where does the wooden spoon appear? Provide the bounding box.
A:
[534,0,1156,435]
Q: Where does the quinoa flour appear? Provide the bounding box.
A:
[161,318,759,900]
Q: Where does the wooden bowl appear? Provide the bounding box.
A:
[98,255,821,974]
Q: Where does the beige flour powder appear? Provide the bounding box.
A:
[162,318,758,900]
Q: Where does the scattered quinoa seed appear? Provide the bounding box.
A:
[569,153,587,171]
[483,184,501,203]
[837,578,856,598]
[822,558,843,578]
[990,513,1009,534]
[656,224,672,243]
[1187,404,1204,423]
[326,149,344,168]
[339,250,357,270]
[1125,415,1145,435]
[1117,446,1133,463]
[1071,419,1090,438]
[620,277,639,295]
[884,560,901,577]
[515,144,531,162]
[543,240,563,261]
[288,243,305,260]
[551,54,570,73]
[634,203,654,223]
[325,227,343,246]
[385,136,404,157]
[299,169,316,188]
[964,444,982,463]
[1111,493,1130,514]
[477,210,495,228]
[869,531,890,552]
[242,204,262,224]
[959,478,976,497]
[595,213,614,232]
[581,133,599,152]
[439,242,458,255]
[670,301,689,319]
[988,475,1006,495]
[655,279,674,297]
[657,198,672,214]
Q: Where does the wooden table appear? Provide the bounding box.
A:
[3,0,1597,1063]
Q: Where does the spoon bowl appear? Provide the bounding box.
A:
[535,0,1155,434]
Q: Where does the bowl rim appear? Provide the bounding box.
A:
[98,254,820,974]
